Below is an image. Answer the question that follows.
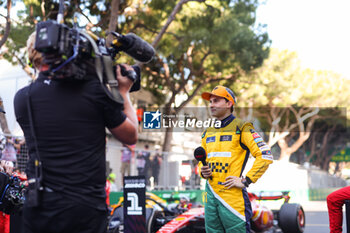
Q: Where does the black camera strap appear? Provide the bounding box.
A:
[80,30,124,104]
[26,83,43,191]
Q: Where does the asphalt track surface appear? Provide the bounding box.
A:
[304,211,347,233]
[304,211,330,233]
[302,201,346,233]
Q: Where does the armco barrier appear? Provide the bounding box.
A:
[308,188,340,201]
[110,187,343,205]
[110,189,205,205]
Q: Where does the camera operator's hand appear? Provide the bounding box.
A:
[116,64,135,94]
[109,64,138,145]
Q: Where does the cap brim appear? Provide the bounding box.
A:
[201,92,224,101]
[201,92,212,101]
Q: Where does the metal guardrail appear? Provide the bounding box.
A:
[0,134,28,173]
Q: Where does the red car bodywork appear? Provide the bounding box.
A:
[156,191,303,233]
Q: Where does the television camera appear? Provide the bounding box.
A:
[34,3,155,103]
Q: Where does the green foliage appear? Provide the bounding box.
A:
[233,48,350,164]
[1,0,270,108]
[3,25,33,66]
[23,0,40,5]
[10,24,33,48]
[128,0,270,106]
[234,48,350,109]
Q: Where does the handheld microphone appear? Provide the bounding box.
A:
[194,147,208,165]
[194,147,212,180]
[0,107,5,114]
[117,33,155,63]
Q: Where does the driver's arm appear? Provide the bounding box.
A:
[242,123,273,183]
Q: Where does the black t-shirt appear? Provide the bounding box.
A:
[14,73,126,210]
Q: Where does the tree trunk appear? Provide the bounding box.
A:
[278,138,290,162]
[311,126,336,168]
[161,105,175,152]
[275,108,317,162]
[151,0,186,48]
[333,162,340,175]
[151,0,206,48]
[162,126,173,153]
[321,152,333,171]
[106,0,120,46]
[0,0,12,49]
[307,131,318,163]
[277,131,311,162]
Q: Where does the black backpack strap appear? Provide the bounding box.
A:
[26,83,43,189]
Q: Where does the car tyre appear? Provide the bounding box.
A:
[278,203,305,233]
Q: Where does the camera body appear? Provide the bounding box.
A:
[0,172,25,214]
[34,20,141,91]
[35,20,94,80]
[35,20,67,54]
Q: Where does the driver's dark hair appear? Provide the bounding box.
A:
[225,99,234,113]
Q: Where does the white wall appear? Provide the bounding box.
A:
[0,60,31,135]
[243,158,346,202]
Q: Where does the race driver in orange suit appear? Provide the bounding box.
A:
[198,85,273,233]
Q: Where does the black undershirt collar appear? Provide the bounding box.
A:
[216,114,235,128]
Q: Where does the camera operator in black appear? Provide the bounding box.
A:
[14,32,138,233]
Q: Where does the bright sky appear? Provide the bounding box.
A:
[256,0,350,78]
[1,0,350,134]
